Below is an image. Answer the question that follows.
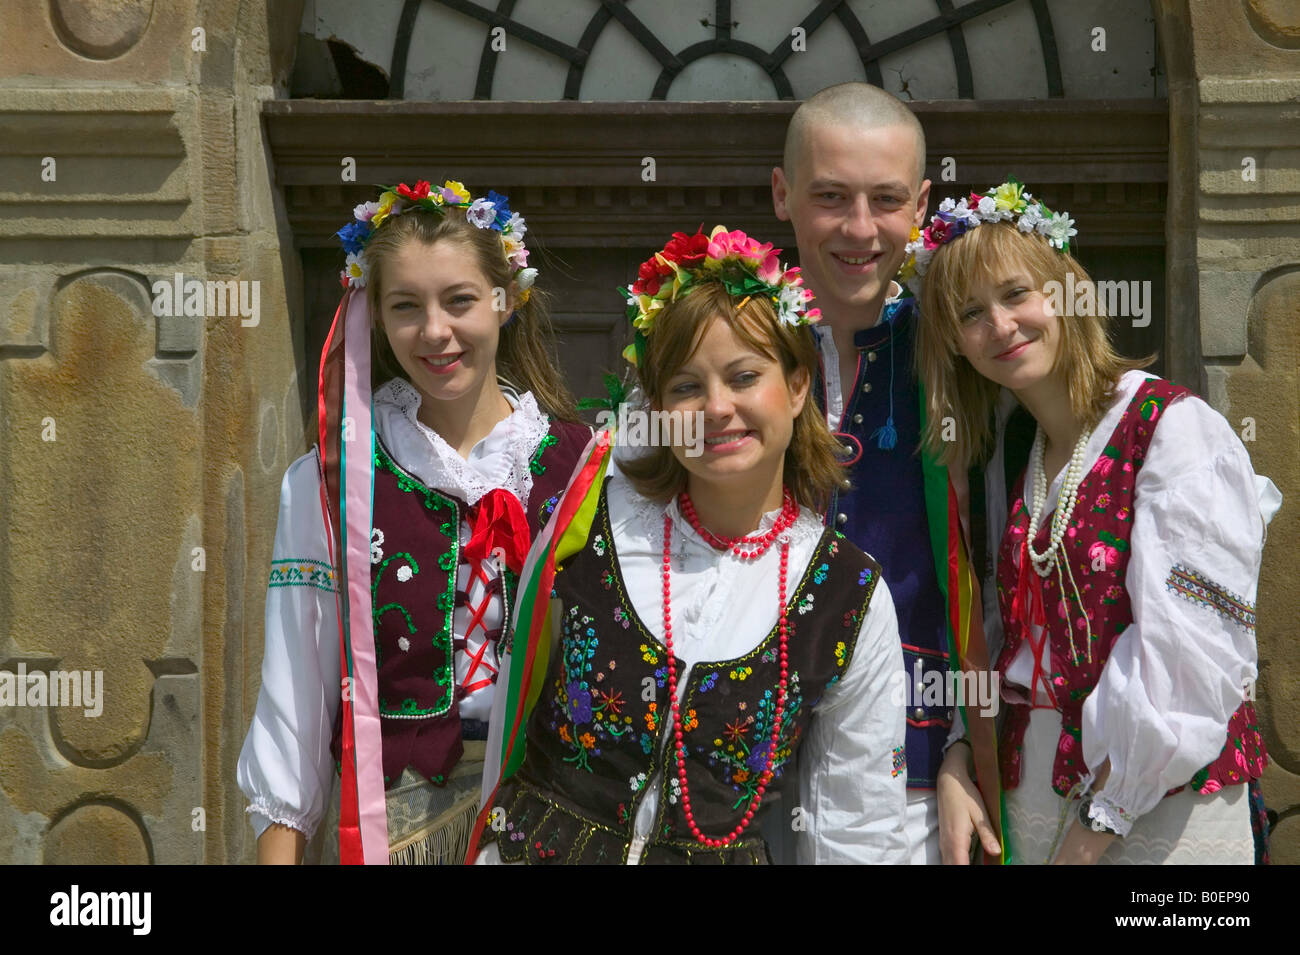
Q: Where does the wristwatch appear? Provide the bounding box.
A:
[1077,794,1121,836]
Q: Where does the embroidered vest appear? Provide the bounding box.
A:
[995,378,1267,799]
[815,298,953,788]
[329,418,590,788]
[489,481,884,864]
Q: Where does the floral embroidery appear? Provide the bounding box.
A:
[858,568,873,586]
[699,672,718,692]
[828,541,839,558]
[796,593,815,615]
[1166,563,1256,633]
[706,680,805,808]
[592,534,607,556]
[612,606,629,629]
[813,563,829,585]
[890,745,906,778]
[834,641,847,668]
[269,559,336,592]
[370,527,385,564]
[729,665,753,681]
[529,432,559,475]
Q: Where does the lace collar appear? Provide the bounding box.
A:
[371,377,551,506]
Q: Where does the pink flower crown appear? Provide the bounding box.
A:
[618,225,820,367]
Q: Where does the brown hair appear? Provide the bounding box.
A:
[915,221,1154,469]
[362,205,577,421]
[620,282,846,512]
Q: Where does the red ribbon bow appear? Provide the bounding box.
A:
[463,488,530,575]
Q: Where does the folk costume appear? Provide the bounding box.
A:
[236,181,588,864]
[471,227,910,864]
[911,180,1279,863]
[813,282,994,865]
[990,371,1273,863]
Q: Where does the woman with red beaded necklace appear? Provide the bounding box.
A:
[475,227,908,864]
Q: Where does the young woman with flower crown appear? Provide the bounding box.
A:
[236,179,593,864]
[470,226,909,865]
[912,180,1278,864]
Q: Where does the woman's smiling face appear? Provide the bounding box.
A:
[659,315,808,500]
[377,238,509,409]
[954,261,1061,392]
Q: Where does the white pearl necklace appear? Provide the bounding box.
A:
[1025,424,1093,578]
[1024,422,1096,665]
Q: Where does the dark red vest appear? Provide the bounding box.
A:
[995,378,1266,798]
[329,418,590,788]
[490,481,885,864]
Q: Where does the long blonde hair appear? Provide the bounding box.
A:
[619,282,846,512]
[916,222,1153,469]
[362,206,577,421]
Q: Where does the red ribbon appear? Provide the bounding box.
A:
[463,488,530,575]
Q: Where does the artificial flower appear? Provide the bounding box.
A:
[343,252,366,287]
[396,180,432,201]
[353,200,380,222]
[516,267,538,291]
[466,197,497,229]
[440,180,471,204]
[1044,211,1077,249]
[994,179,1024,212]
[336,220,370,255]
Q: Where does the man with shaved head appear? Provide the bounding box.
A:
[774,83,993,865]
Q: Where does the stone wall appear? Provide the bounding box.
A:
[1155,0,1300,863]
[0,0,305,863]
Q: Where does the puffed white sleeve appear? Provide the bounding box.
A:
[1081,397,1271,836]
[797,577,908,863]
[236,450,343,840]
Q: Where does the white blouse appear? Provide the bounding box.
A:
[236,378,553,841]
[982,371,1279,836]
[479,471,910,864]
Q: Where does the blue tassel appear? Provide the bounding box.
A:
[872,418,898,450]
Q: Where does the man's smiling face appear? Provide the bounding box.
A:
[773,122,928,328]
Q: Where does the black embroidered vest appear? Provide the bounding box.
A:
[490,481,883,864]
[329,418,590,788]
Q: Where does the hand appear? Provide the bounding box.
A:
[937,742,1001,865]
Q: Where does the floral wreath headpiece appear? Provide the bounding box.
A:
[618,225,820,367]
[334,178,537,302]
[899,178,1076,290]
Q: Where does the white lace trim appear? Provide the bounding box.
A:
[373,377,551,506]
[246,800,314,839]
[1089,791,1137,838]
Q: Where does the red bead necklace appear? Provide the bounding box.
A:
[677,486,798,559]
[660,489,796,848]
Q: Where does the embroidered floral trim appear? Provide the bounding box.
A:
[529,432,559,475]
[891,745,906,778]
[1166,563,1256,633]
[373,443,458,719]
[269,558,336,592]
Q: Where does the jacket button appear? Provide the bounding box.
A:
[862,382,872,394]
[852,414,863,425]
[912,707,926,721]
[867,351,877,363]
[841,442,853,455]
[835,513,848,526]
